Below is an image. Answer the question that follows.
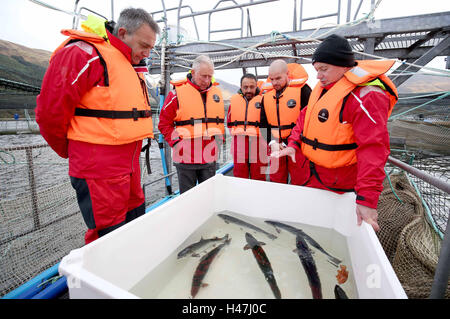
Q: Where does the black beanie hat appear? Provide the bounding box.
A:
[312,34,356,67]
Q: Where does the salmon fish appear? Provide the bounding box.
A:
[191,238,231,298]
[265,220,341,266]
[334,284,349,299]
[244,232,282,299]
[294,234,322,299]
[218,213,277,240]
[177,234,229,259]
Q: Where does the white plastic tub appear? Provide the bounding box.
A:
[59,174,407,299]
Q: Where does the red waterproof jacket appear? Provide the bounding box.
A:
[158,75,221,164]
[288,82,391,209]
[36,30,143,179]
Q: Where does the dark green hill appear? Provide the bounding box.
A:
[0,39,50,87]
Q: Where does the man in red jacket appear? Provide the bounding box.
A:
[35,9,160,244]
[272,34,397,232]
[158,55,225,194]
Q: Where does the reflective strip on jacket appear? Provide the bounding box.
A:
[54,29,154,145]
[172,79,225,138]
[228,94,263,137]
[301,60,398,168]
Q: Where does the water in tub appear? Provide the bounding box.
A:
[129,211,357,299]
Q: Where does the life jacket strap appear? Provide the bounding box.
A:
[227,120,260,127]
[75,108,152,121]
[175,117,225,126]
[300,134,358,151]
[140,138,152,175]
[271,122,296,131]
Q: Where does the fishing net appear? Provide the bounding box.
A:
[377,172,450,299]
[0,142,85,297]
[0,136,181,297]
[377,173,422,263]
[0,133,231,297]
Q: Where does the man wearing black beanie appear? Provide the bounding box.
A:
[312,34,357,68]
[272,34,398,232]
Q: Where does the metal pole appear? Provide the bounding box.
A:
[179,0,278,19]
[337,0,341,25]
[72,0,80,29]
[111,0,114,21]
[25,148,40,230]
[429,216,450,299]
[387,156,450,194]
[299,0,303,30]
[293,0,297,31]
[346,0,351,23]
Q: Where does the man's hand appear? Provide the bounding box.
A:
[269,141,283,153]
[356,204,380,232]
[270,146,296,162]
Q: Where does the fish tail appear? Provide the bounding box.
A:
[311,285,323,299]
[327,259,340,268]
[270,281,282,299]
[191,286,199,298]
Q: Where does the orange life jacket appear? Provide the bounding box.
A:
[301,60,398,168]
[256,80,265,95]
[263,83,308,140]
[172,79,225,138]
[56,29,154,145]
[261,63,309,93]
[228,94,263,136]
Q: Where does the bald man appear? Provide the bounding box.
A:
[259,60,312,184]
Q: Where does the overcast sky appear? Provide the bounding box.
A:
[1,0,449,86]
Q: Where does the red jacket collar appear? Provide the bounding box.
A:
[324,82,336,90]
[106,30,132,63]
[187,73,212,93]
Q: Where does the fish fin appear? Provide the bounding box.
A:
[192,253,200,257]
[327,259,339,268]
[201,283,209,288]
[293,248,298,254]
[243,244,250,250]
[259,241,266,246]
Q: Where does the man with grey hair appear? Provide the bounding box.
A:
[158,55,226,193]
[36,8,160,244]
[112,7,160,65]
